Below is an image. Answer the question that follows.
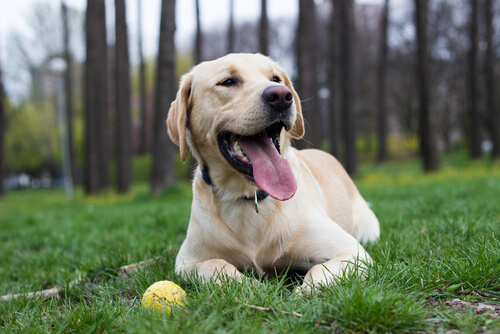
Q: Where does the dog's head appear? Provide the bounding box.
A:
[167,53,304,200]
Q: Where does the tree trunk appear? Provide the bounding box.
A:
[61,0,76,183]
[339,0,357,175]
[415,0,440,171]
[227,0,234,54]
[260,0,268,56]
[151,0,176,195]
[467,0,481,159]
[115,0,132,193]
[137,0,148,154]
[296,0,321,150]
[376,0,389,162]
[327,0,339,157]
[0,56,5,197]
[85,0,110,194]
[484,0,499,159]
[194,0,202,64]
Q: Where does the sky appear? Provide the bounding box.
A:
[0,0,383,99]
[0,0,302,63]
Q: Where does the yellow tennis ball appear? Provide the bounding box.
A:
[141,280,186,313]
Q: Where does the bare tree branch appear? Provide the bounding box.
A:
[1,278,84,302]
[1,257,162,302]
[236,298,303,318]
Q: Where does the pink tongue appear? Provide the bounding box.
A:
[238,135,297,201]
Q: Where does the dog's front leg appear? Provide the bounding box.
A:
[298,250,371,294]
[176,258,245,284]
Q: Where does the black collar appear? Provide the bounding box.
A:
[201,166,269,201]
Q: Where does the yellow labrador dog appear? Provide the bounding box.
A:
[167,53,379,292]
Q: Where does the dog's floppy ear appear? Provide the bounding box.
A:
[279,68,305,139]
[167,73,193,162]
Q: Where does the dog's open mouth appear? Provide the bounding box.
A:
[217,122,297,201]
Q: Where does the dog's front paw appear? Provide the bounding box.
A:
[294,281,317,297]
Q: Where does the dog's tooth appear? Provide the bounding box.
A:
[233,140,249,161]
[233,141,241,153]
[234,141,242,155]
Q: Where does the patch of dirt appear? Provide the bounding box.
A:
[443,299,500,319]
[428,298,500,320]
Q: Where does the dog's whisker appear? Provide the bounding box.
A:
[299,97,315,103]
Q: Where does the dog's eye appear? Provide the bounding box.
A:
[218,78,237,87]
[272,76,281,83]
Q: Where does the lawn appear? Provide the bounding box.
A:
[1,155,499,333]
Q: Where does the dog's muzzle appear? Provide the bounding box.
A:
[262,85,293,116]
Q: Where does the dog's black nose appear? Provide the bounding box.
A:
[262,85,293,112]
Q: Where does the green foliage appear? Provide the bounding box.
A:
[4,98,86,173]
[131,154,193,184]
[176,52,194,81]
[5,101,60,171]
[72,117,85,167]
[1,157,499,332]
[133,155,152,183]
[357,134,420,162]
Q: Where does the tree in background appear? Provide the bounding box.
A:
[194,0,202,64]
[137,0,148,154]
[85,0,110,194]
[260,0,268,56]
[61,0,75,183]
[415,0,439,171]
[484,0,499,160]
[297,0,321,150]
[151,0,176,195]
[338,0,357,174]
[227,0,235,54]
[327,0,343,158]
[467,0,481,159]
[376,0,389,162]
[115,0,132,193]
[0,51,5,197]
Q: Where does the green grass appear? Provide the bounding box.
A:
[1,156,499,333]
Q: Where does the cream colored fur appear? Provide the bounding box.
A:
[167,53,380,292]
